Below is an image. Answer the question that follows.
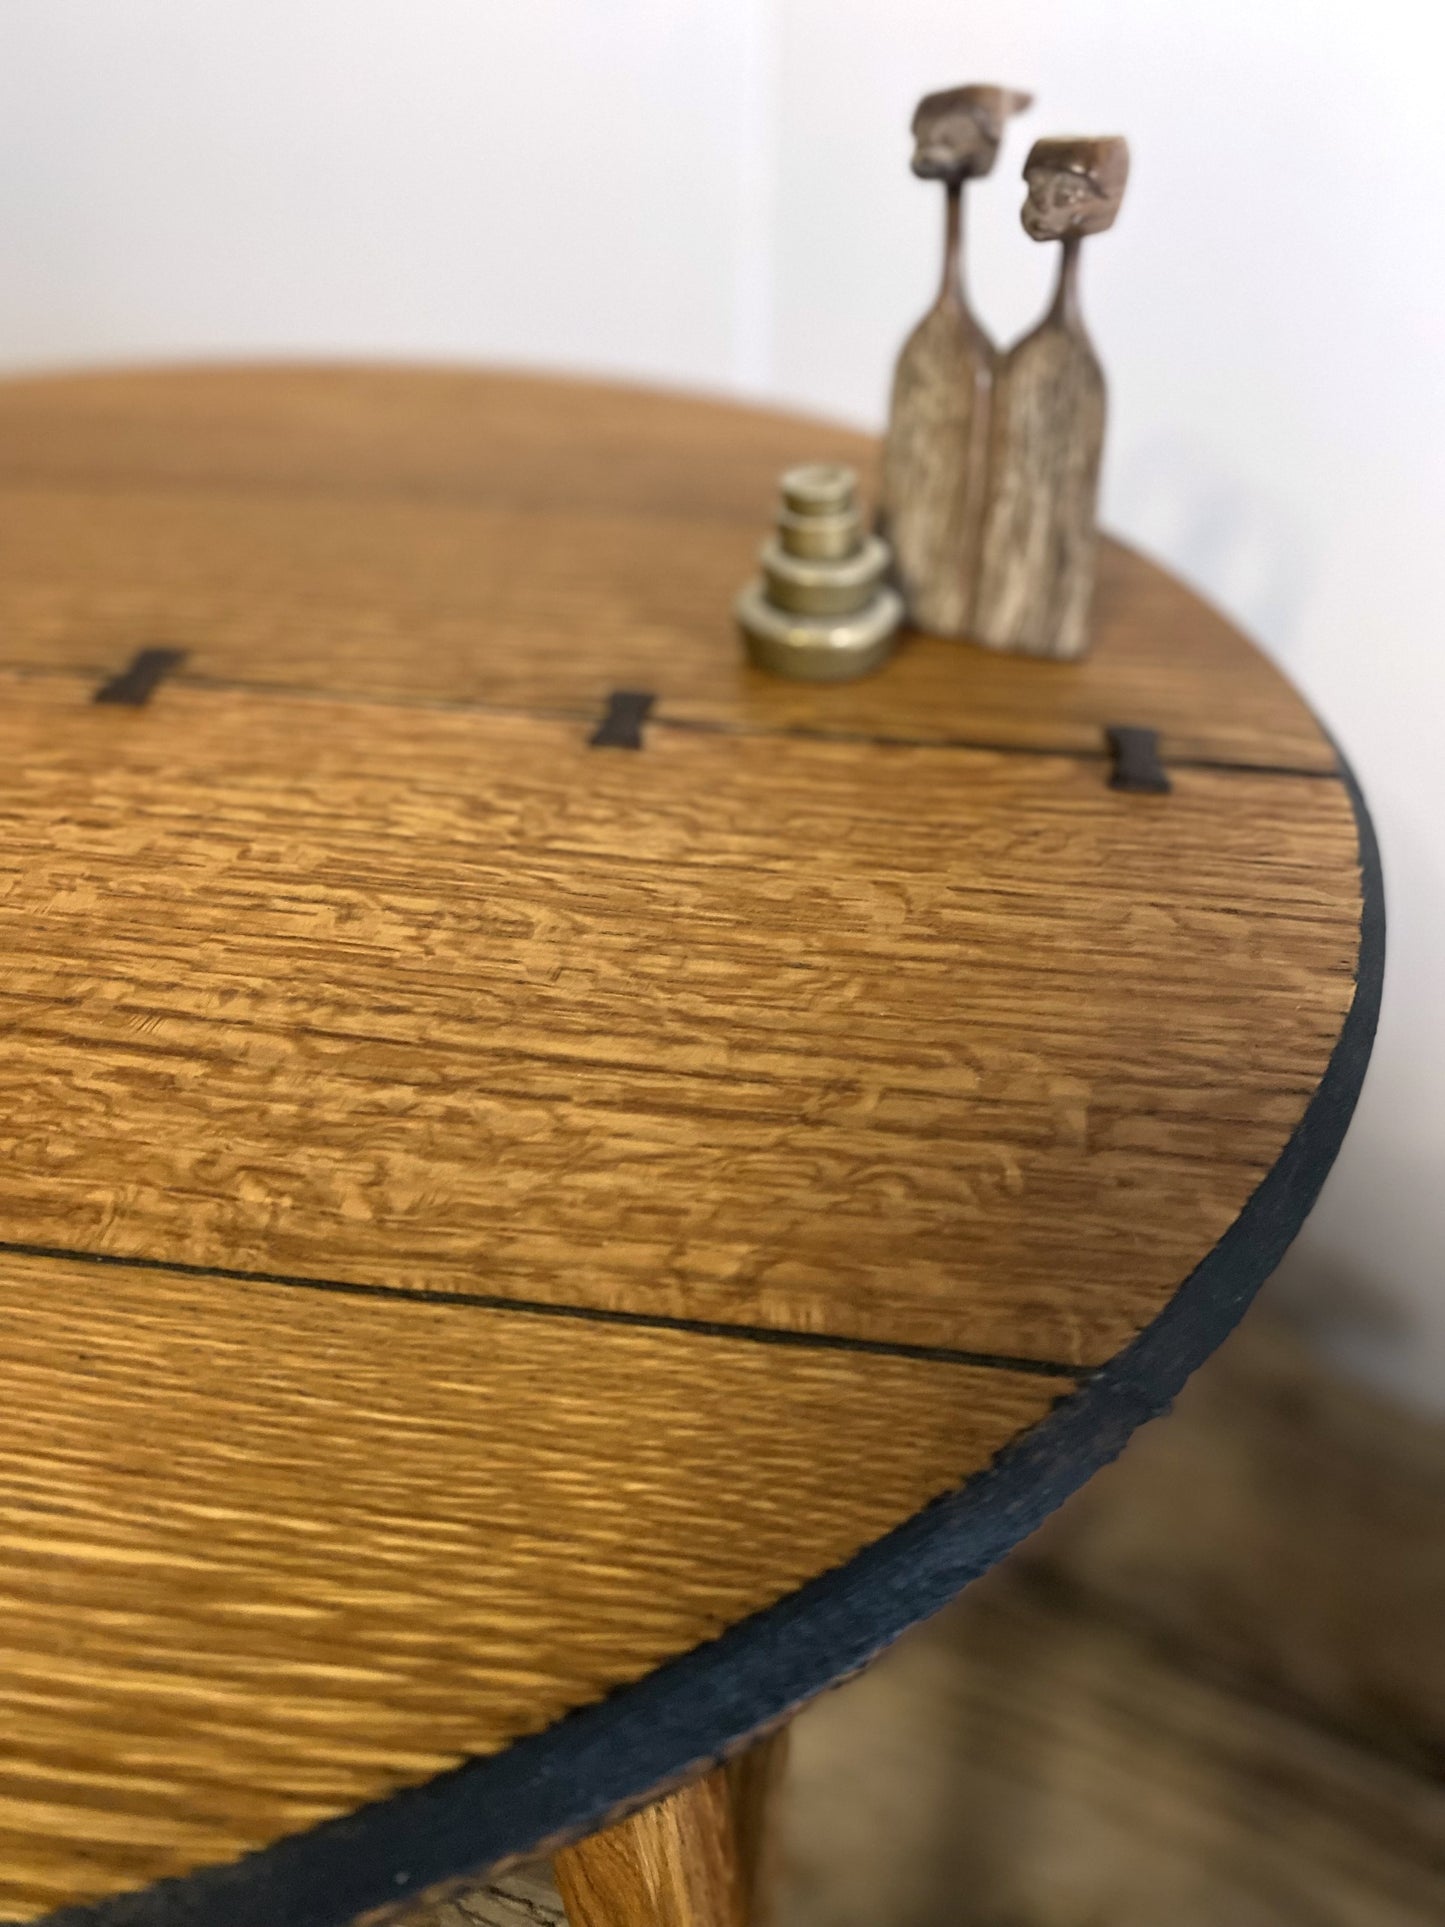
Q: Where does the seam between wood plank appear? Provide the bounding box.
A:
[649,712,1341,781]
[0,743,1377,1927]
[0,661,1342,780]
[0,1236,1080,1380]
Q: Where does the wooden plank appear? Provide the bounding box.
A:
[0,368,862,523]
[0,368,1336,773]
[0,1251,1062,1919]
[0,682,1358,1368]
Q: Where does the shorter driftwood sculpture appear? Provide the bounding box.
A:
[879,84,1031,638]
[973,136,1130,659]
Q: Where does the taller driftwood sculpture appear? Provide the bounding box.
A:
[973,136,1131,658]
[879,84,1031,637]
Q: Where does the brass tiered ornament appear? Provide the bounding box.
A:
[735,464,902,681]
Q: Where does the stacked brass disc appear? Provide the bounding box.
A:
[735,464,902,681]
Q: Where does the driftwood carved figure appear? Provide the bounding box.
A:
[973,135,1130,659]
[879,83,1031,637]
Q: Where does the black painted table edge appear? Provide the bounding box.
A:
[22,759,1384,1927]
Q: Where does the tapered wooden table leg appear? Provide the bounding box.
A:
[726,1729,788,1926]
[553,1732,787,1927]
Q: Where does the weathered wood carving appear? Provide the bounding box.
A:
[879,84,1032,638]
[973,136,1130,659]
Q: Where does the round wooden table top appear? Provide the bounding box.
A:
[0,367,1380,1926]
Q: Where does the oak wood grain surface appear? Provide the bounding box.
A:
[0,1254,1059,1915]
[0,367,1366,1920]
[0,368,1335,771]
[0,682,1356,1365]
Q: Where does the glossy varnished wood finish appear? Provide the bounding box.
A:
[0,368,1335,771]
[0,1254,1058,1914]
[0,680,1357,1367]
[0,369,1366,1920]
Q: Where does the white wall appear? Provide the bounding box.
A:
[0,2,1440,1406]
[0,1,773,389]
